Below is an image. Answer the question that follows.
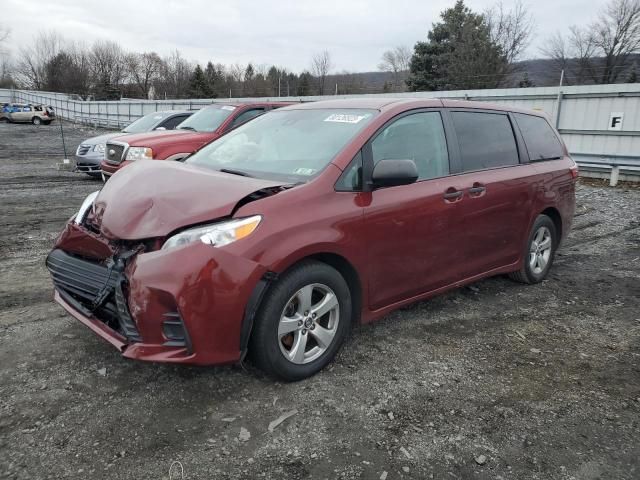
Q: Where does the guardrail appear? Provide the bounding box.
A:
[572,153,640,186]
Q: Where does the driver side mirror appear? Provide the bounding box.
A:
[371,159,419,188]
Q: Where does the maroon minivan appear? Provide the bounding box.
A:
[46,98,577,380]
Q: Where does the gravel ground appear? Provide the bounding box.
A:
[1,122,639,480]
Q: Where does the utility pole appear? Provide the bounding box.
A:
[335,83,338,96]
[554,69,564,128]
[278,77,281,97]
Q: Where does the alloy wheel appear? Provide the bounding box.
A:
[278,283,340,364]
[529,225,552,274]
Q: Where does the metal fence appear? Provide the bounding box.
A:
[2,84,639,183]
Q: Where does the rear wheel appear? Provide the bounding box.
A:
[249,261,352,381]
[509,214,557,284]
[32,116,42,125]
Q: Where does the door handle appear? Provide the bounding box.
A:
[468,186,486,194]
[443,189,463,201]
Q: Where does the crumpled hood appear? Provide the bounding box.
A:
[93,161,282,240]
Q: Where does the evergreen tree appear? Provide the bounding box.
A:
[204,61,220,98]
[518,72,534,88]
[297,71,312,96]
[188,64,210,98]
[407,0,506,91]
[627,63,638,83]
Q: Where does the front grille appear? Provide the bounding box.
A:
[105,142,126,164]
[46,249,141,342]
[77,144,91,155]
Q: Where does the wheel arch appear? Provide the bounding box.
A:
[540,206,562,242]
[239,251,364,358]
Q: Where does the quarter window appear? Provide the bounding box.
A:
[514,113,564,161]
[371,112,449,180]
[451,111,519,171]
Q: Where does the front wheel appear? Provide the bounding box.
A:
[249,261,352,381]
[509,214,557,284]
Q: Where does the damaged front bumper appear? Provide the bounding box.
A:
[46,222,268,365]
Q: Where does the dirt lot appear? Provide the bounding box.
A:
[1,121,639,480]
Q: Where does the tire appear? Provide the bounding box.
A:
[32,117,42,125]
[249,260,352,381]
[509,214,557,284]
[0,117,8,123]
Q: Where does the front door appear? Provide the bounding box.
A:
[363,110,460,310]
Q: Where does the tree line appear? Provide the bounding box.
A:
[0,0,639,100]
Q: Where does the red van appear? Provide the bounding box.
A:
[100,102,292,179]
[47,98,577,381]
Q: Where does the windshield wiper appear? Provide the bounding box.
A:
[178,125,196,131]
[219,168,254,178]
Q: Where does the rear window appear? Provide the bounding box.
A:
[514,113,564,161]
[451,111,519,171]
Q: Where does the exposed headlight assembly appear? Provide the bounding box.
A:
[93,143,105,153]
[162,215,262,250]
[125,146,153,161]
[74,191,100,225]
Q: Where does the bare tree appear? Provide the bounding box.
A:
[89,40,125,98]
[484,0,535,84]
[127,51,163,98]
[15,31,64,89]
[593,0,640,83]
[155,50,192,99]
[542,0,640,84]
[378,46,411,91]
[311,50,333,95]
[0,26,13,87]
[0,25,9,48]
[485,1,534,64]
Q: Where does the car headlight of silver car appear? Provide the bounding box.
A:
[74,191,100,225]
[93,143,105,153]
[125,147,153,161]
[162,215,262,250]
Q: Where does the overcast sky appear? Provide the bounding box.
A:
[3,0,606,73]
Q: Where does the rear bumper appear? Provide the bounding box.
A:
[47,223,268,365]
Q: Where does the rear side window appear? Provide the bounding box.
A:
[161,115,189,130]
[229,108,265,129]
[451,111,519,171]
[514,113,564,161]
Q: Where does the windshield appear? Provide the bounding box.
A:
[187,108,377,182]
[177,105,236,133]
[122,112,168,133]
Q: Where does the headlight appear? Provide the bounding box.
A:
[162,215,262,250]
[74,191,100,225]
[93,143,105,153]
[126,146,153,161]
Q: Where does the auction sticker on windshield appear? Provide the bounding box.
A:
[324,113,370,124]
[221,105,236,111]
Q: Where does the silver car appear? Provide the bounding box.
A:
[74,110,192,177]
